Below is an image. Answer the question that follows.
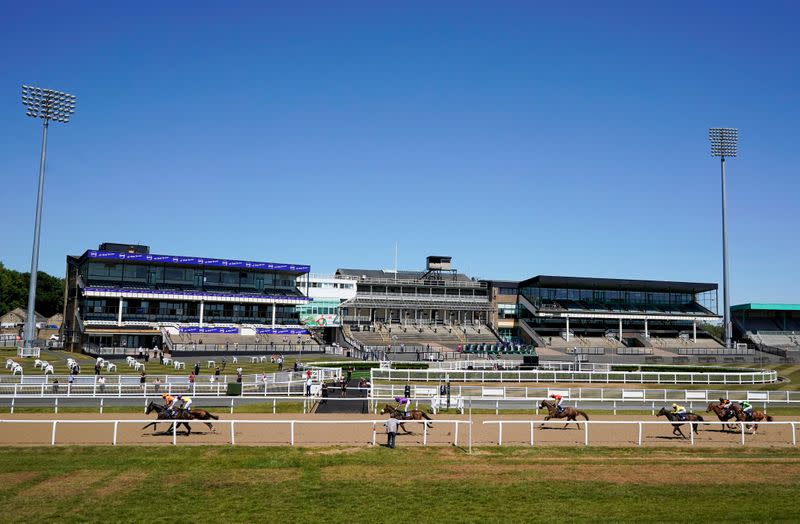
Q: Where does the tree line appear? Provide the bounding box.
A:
[0,262,64,318]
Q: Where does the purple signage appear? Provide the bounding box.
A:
[83,286,312,303]
[84,250,310,273]
[179,327,239,334]
[256,328,309,335]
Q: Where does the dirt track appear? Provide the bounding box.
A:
[0,412,795,447]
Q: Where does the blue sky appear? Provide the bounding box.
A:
[1,1,798,305]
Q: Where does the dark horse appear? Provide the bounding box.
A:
[539,400,589,429]
[706,402,740,432]
[657,407,703,439]
[143,401,218,435]
[380,404,433,433]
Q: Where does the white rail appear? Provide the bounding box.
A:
[483,420,799,447]
[0,418,468,447]
[370,368,778,385]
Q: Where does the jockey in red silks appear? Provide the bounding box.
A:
[550,394,564,413]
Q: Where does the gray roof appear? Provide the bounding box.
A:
[336,268,474,282]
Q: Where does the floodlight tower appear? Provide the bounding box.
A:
[709,127,738,349]
[20,85,77,348]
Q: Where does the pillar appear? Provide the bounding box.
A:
[693,321,697,343]
[565,316,570,341]
[117,297,123,326]
[619,318,623,341]
[199,300,204,327]
[644,318,649,339]
[271,303,276,328]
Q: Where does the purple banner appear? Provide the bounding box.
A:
[256,328,309,335]
[85,250,310,273]
[179,327,239,334]
[83,286,311,303]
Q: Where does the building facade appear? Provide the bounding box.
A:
[62,244,311,350]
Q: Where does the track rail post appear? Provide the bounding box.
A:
[584,422,589,446]
[51,420,57,446]
[740,422,745,445]
[423,420,428,446]
[172,420,177,445]
[454,421,459,446]
[113,421,118,446]
[230,421,235,446]
[372,422,376,446]
[290,421,295,446]
[638,422,642,446]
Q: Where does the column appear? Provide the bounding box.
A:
[385,308,389,323]
[644,318,649,339]
[693,321,697,343]
[565,316,570,341]
[117,297,123,326]
[199,300,204,327]
[619,318,623,341]
[271,303,276,328]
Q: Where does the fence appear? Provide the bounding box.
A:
[482,419,799,447]
[0,418,468,447]
[88,344,332,356]
[370,368,778,385]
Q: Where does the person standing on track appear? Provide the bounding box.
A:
[384,415,398,449]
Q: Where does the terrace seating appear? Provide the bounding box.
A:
[348,323,500,350]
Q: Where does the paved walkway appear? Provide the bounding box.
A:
[314,380,368,414]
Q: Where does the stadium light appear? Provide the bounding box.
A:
[709,127,737,349]
[20,85,77,348]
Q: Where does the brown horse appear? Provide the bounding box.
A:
[380,404,433,433]
[706,402,740,432]
[539,400,589,429]
[188,408,219,433]
[733,406,773,435]
[657,407,703,439]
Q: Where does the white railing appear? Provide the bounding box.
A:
[482,419,800,447]
[0,418,468,447]
[370,368,778,385]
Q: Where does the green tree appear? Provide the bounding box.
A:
[0,262,64,317]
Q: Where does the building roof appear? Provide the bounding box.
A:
[79,249,310,274]
[482,280,519,288]
[731,303,800,312]
[519,275,717,294]
[336,268,474,283]
[0,308,46,323]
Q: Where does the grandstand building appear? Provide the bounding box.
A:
[733,303,800,355]
[295,273,357,327]
[61,243,312,351]
[517,275,721,354]
[336,257,498,350]
[484,280,520,342]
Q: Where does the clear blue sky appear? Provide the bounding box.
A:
[1,1,798,305]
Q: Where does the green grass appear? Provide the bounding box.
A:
[0,446,797,522]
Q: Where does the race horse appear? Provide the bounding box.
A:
[143,401,218,435]
[657,407,703,439]
[706,402,740,432]
[538,399,589,429]
[730,405,773,435]
[380,404,433,433]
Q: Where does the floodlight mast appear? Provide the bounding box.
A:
[709,127,738,349]
[20,85,77,349]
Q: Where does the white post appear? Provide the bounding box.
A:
[566,316,570,341]
[272,303,276,328]
[10,398,15,414]
[273,398,276,414]
[199,300,204,328]
[530,421,535,446]
[54,397,58,414]
[690,425,695,446]
[230,398,234,414]
[100,398,104,414]
[230,421,235,446]
[172,420,177,445]
[584,423,589,446]
[290,421,295,446]
[51,421,57,446]
[792,423,797,446]
[619,318,623,341]
[644,319,649,339]
[740,422,745,445]
[498,422,503,446]
[113,421,118,446]
[423,421,428,446]
[372,422,376,446]
[693,321,697,343]
[454,421,459,447]
[638,422,642,446]
[468,399,473,455]
[118,297,123,326]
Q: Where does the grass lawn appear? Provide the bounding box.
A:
[0,446,797,522]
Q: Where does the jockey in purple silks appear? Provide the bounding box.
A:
[394,395,410,413]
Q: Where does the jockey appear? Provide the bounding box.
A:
[740,400,754,421]
[719,398,734,415]
[550,394,564,413]
[671,403,687,421]
[162,393,175,411]
[167,394,182,416]
[394,395,409,413]
[179,395,193,414]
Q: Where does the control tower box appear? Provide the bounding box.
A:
[426,256,452,271]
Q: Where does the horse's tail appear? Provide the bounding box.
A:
[577,411,589,421]
[206,411,219,420]
[695,414,704,422]
[766,414,773,422]
[421,411,433,420]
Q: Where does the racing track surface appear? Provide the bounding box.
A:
[0,413,795,447]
